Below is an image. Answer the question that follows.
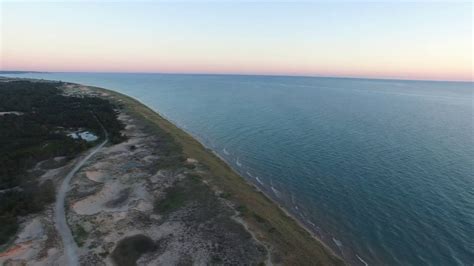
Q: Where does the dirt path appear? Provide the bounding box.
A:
[54,137,108,266]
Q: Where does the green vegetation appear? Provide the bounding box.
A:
[111,234,156,266]
[154,173,219,220]
[0,80,125,245]
[154,183,188,215]
[141,123,185,170]
[73,224,88,247]
[95,85,345,265]
[0,215,18,245]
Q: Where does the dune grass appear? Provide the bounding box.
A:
[92,86,345,266]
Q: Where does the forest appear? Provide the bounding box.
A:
[0,80,125,245]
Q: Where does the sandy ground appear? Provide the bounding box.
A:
[54,133,108,266]
[1,84,269,265]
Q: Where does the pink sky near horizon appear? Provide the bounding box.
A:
[3,52,470,82]
[1,2,472,82]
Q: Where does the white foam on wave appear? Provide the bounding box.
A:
[296,210,304,219]
[246,171,254,178]
[332,237,343,248]
[236,158,242,167]
[269,180,281,197]
[300,211,308,219]
[255,176,264,185]
[306,219,316,227]
[223,147,230,155]
[356,254,369,266]
[271,186,281,198]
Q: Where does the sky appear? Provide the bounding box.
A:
[0,1,472,81]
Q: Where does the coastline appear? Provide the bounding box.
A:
[0,76,344,265]
[1,73,472,265]
[86,84,345,265]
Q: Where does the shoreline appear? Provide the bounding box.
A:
[1,76,345,265]
[85,84,345,265]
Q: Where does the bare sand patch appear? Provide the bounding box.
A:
[72,182,128,215]
[17,218,44,243]
[0,218,47,264]
[85,170,106,182]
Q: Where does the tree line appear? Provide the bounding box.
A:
[0,80,125,245]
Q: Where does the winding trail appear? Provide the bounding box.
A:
[54,136,108,266]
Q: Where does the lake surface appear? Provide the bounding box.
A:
[4,72,473,265]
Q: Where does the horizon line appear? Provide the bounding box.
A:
[1,69,472,83]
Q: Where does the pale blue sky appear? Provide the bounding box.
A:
[1,1,472,80]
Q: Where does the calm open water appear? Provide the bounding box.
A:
[4,73,473,265]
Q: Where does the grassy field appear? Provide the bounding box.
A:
[91,85,345,266]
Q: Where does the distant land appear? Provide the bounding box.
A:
[0,71,48,74]
[2,70,473,83]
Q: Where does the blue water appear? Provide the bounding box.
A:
[4,73,473,265]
